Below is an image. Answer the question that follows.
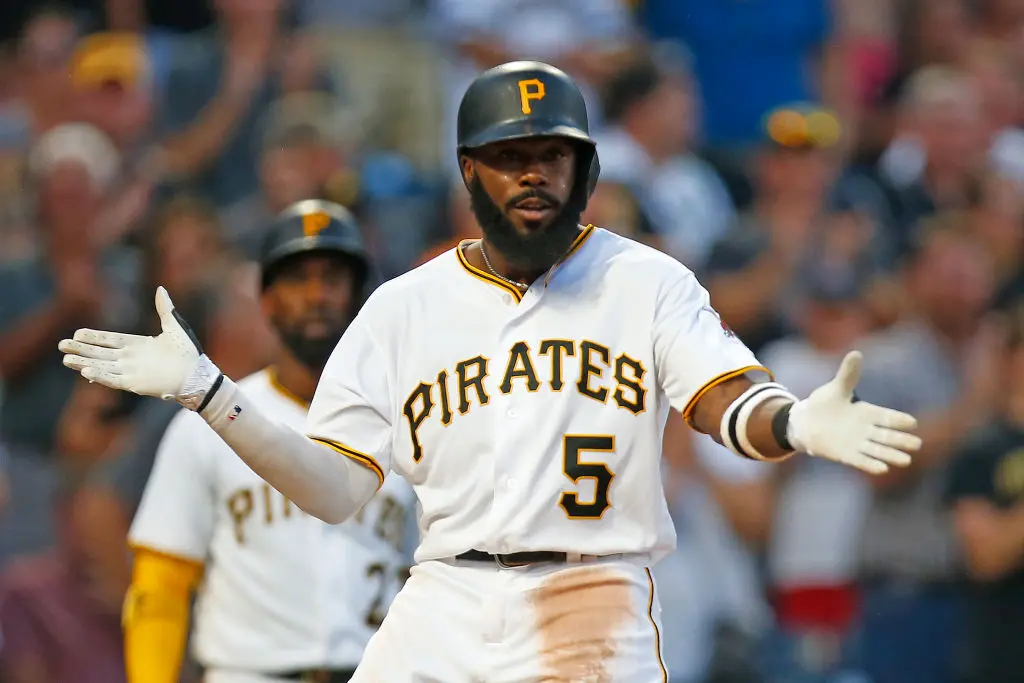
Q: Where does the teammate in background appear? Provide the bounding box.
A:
[122,200,414,683]
[61,62,921,682]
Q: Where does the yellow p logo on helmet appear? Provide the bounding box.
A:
[302,211,332,237]
[517,78,546,115]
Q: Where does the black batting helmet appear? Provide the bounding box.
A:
[259,199,371,293]
[456,61,600,198]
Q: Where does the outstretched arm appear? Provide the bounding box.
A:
[689,351,920,475]
[654,271,920,475]
[192,378,381,523]
[690,376,793,461]
[59,287,381,524]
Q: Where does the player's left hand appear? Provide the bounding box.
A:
[786,350,921,475]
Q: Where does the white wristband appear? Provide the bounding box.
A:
[720,382,798,460]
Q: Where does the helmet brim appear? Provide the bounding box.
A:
[260,237,371,290]
[457,119,595,153]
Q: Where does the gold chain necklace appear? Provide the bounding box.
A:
[479,241,529,291]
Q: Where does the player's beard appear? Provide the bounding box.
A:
[274,314,352,371]
[468,175,586,272]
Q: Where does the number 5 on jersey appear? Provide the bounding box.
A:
[560,435,615,519]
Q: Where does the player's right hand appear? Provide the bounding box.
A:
[59,286,224,412]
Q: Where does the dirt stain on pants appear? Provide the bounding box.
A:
[528,566,635,683]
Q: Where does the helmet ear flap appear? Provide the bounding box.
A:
[457,151,474,190]
[586,151,601,197]
[572,142,600,200]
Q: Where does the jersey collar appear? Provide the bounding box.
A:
[267,367,310,408]
[456,224,596,303]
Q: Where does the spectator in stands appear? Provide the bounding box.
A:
[854,222,1001,683]
[151,0,335,207]
[970,172,1024,311]
[832,0,899,114]
[638,0,851,206]
[219,91,363,259]
[859,0,973,161]
[0,473,126,683]
[0,1,99,44]
[300,0,443,171]
[594,46,734,270]
[840,65,987,258]
[885,52,1024,192]
[0,123,138,555]
[2,4,81,143]
[0,5,82,264]
[704,104,882,356]
[70,32,154,154]
[945,305,1024,683]
[65,32,164,258]
[962,42,1024,185]
[758,267,875,683]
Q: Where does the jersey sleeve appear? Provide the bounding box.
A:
[653,270,771,428]
[128,411,217,563]
[305,306,393,486]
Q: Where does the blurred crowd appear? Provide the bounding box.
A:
[1,0,1024,682]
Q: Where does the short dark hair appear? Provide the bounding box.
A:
[601,42,691,125]
[601,56,662,125]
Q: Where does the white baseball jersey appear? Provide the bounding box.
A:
[306,226,768,564]
[129,368,415,672]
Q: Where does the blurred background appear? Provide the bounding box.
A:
[1,1,1024,682]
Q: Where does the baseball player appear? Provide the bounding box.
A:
[60,62,921,682]
[121,200,414,683]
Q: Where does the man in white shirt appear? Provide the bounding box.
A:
[595,48,736,270]
[61,62,921,682]
[123,200,414,683]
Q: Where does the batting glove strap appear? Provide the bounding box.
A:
[180,355,224,412]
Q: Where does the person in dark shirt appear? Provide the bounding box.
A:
[945,305,1024,683]
[703,103,887,357]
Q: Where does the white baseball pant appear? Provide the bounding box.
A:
[204,672,351,683]
[351,555,669,682]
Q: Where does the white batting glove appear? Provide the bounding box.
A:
[58,287,224,411]
[786,350,921,475]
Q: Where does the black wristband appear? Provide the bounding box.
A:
[197,373,224,414]
[771,401,795,451]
